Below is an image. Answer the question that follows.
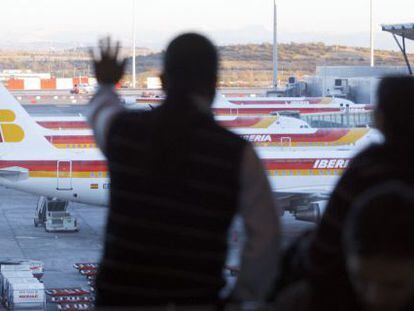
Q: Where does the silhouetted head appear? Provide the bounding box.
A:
[161,33,218,104]
[375,75,414,144]
[344,182,414,311]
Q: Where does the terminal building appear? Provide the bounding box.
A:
[297,23,414,104]
[304,65,409,104]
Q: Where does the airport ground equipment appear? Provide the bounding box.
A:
[46,289,90,297]
[73,264,98,270]
[73,264,98,294]
[57,303,95,310]
[0,260,43,279]
[0,263,32,301]
[4,278,45,310]
[0,259,46,310]
[51,296,94,304]
[75,264,99,294]
[0,268,45,311]
[47,287,94,311]
[34,196,78,232]
[0,272,33,301]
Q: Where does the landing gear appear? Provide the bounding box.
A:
[34,196,79,232]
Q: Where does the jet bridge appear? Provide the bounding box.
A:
[382,23,414,75]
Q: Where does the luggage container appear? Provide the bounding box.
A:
[25,261,44,279]
[5,279,45,310]
[0,264,31,297]
[0,260,44,279]
[0,272,33,300]
[0,264,31,274]
[4,277,40,306]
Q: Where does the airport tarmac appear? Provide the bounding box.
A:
[0,186,313,310]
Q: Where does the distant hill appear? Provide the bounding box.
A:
[1,42,413,87]
[133,42,414,87]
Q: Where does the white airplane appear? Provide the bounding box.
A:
[34,114,311,131]
[0,84,367,221]
[0,84,108,206]
[34,114,380,150]
[213,95,373,116]
[135,94,373,116]
[226,96,359,107]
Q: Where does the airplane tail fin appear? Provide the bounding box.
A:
[0,84,55,153]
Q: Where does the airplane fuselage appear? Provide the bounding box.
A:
[0,148,357,207]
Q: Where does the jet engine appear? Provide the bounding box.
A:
[294,200,328,223]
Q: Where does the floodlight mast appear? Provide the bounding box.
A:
[370,0,375,67]
[132,0,137,88]
[273,0,278,88]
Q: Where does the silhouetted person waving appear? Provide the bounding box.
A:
[88,35,280,308]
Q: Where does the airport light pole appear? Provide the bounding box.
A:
[370,0,375,67]
[273,0,278,88]
[132,0,137,88]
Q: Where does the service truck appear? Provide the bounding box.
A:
[34,197,78,232]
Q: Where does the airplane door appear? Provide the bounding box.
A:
[281,137,292,147]
[57,161,73,190]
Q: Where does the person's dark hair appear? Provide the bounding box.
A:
[162,33,218,98]
[344,181,414,258]
[376,75,414,143]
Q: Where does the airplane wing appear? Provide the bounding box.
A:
[0,167,29,182]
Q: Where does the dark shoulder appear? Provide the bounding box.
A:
[209,119,248,148]
[335,143,394,198]
[346,143,386,172]
[109,108,158,136]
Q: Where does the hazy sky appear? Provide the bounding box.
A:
[0,0,413,50]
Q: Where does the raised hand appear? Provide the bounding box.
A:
[91,37,127,85]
